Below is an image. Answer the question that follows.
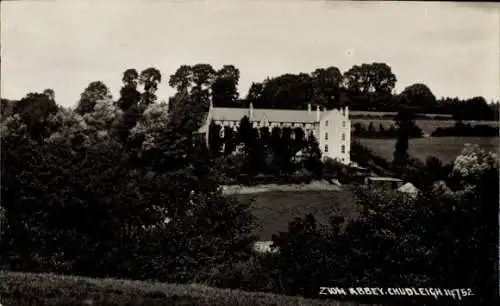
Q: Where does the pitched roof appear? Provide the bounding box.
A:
[397,182,420,194]
[367,177,403,182]
[211,107,325,123]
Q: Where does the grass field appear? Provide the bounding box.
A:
[0,271,373,306]
[352,119,499,135]
[356,136,499,164]
[229,188,360,241]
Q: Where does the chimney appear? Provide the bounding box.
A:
[307,103,312,115]
[249,102,254,120]
[316,105,320,121]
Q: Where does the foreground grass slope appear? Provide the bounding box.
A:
[0,271,372,306]
[229,188,360,240]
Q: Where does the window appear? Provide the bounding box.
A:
[325,120,329,127]
[342,121,346,128]
[324,145,329,152]
[341,145,345,154]
[302,123,306,128]
[342,108,346,116]
[342,133,345,141]
[325,133,328,140]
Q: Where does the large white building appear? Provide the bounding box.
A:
[198,102,351,164]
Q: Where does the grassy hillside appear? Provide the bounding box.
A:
[229,188,360,240]
[356,136,499,164]
[351,119,499,135]
[0,271,373,306]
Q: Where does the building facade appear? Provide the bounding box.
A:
[198,102,351,164]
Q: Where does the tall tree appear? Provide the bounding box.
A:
[212,65,240,107]
[245,74,315,109]
[208,122,223,157]
[392,106,416,174]
[303,134,323,178]
[13,92,58,141]
[400,83,436,113]
[76,81,112,115]
[238,116,252,150]
[139,67,162,107]
[118,68,141,111]
[343,63,397,110]
[168,64,216,121]
[223,126,235,155]
[311,66,343,107]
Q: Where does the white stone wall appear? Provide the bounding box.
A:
[319,107,350,164]
[209,107,350,164]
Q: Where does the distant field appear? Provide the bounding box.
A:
[228,189,360,240]
[350,111,453,119]
[351,119,499,135]
[356,137,499,164]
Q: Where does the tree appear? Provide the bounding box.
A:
[223,126,235,155]
[343,63,396,95]
[43,88,55,102]
[400,83,436,113]
[169,64,216,95]
[425,156,444,183]
[311,66,343,107]
[128,102,171,152]
[246,82,265,105]
[303,134,323,178]
[208,122,223,157]
[237,116,252,150]
[76,81,112,115]
[212,65,240,107]
[139,67,162,107]
[13,92,59,141]
[245,74,315,109]
[118,68,141,111]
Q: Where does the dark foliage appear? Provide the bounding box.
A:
[432,121,499,137]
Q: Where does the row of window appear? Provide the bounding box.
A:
[324,120,346,128]
[218,120,347,129]
[218,120,316,129]
[324,145,346,154]
[324,133,346,141]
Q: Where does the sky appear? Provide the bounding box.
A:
[1,0,499,108]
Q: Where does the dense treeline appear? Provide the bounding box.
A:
[432,121,499,137]
[2,62,498,122]
[245,64,498,121]
[1,64,498,304]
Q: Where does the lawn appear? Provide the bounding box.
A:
[229,188,360,241]
[0,271,374,306]
[356,136,499,164]
[352,119,499,135]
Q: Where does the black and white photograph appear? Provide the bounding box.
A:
[0,1,499,305]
